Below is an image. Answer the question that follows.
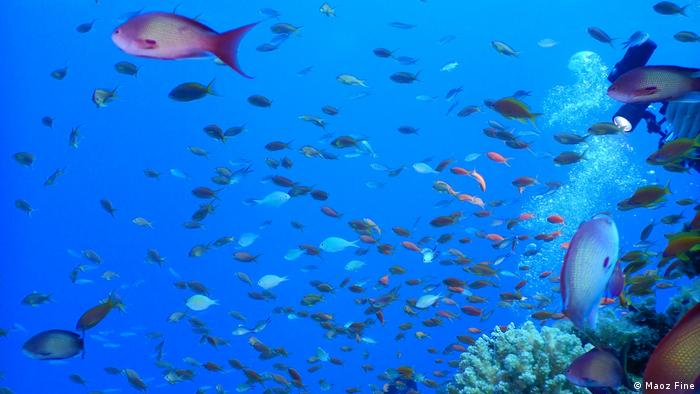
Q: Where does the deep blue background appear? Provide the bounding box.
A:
[1,0,699,392]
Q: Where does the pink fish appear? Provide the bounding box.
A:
[560,215,619,330]
[566,348,630,390]
[607,66,700,103]
[111,12,257,78]
[603,258,624,298]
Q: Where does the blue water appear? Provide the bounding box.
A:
[2,0,699,393]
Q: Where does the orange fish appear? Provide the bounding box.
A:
[518,212,535,221]
[457,193,485,208]
[320,206,342,218]
[469,169,487,192]
[485,233,505,242]
[360,234,376,243]
[547,214,565,224]
[460,306,482,316]
[447,286,465,294]
[539,271,552,279]
[486,151,512,166]
[643,303,700,394]
[437,310,458,320]
[378,275,390,286]
[473,210,491,218]
[400,241,421,252]
[512,176,537,194]
[375,310,385,325]
[441,298,458,306]
[450,167,470,176]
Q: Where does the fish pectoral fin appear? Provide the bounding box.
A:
[633,86,658,96]
[136,38,158,49]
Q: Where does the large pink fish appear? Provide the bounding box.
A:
[112,12,256,78]
[608,66,700,103]
[560,215,620,331]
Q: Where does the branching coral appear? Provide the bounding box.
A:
[448,321,593,394]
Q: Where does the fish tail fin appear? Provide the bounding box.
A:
[212,22,258,78]
[681,4,689,16]
[692,75,700,91]
[205,79,218,96]
[618,292,630,308]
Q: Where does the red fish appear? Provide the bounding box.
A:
[608,66,700,104]
[547,214,565,224]
[112,12,257,78]
[460,306,482,316]
[486,151,512,166]
[450,167,470,175]
[644,303,700,393]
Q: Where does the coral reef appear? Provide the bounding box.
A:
[448,282,700,394]
[665,279,700,323]
[561,280,700,376]
[448,321,593,394]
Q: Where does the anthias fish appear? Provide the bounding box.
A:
[111,12,257,77]
[560,215,620,330]
[608,66,700,103]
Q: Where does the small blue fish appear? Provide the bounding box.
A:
[395,56,419,65]
[297,66,313,76]
[260,8,281,19]
[270,33,291,45]
[256,43,279,52]
[439,35,456,45]
[445,100,460,116]
[622,30,649,48]
[446,86,463,101]
[390,21,416,29]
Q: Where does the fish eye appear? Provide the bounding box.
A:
[114,29,120,35]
